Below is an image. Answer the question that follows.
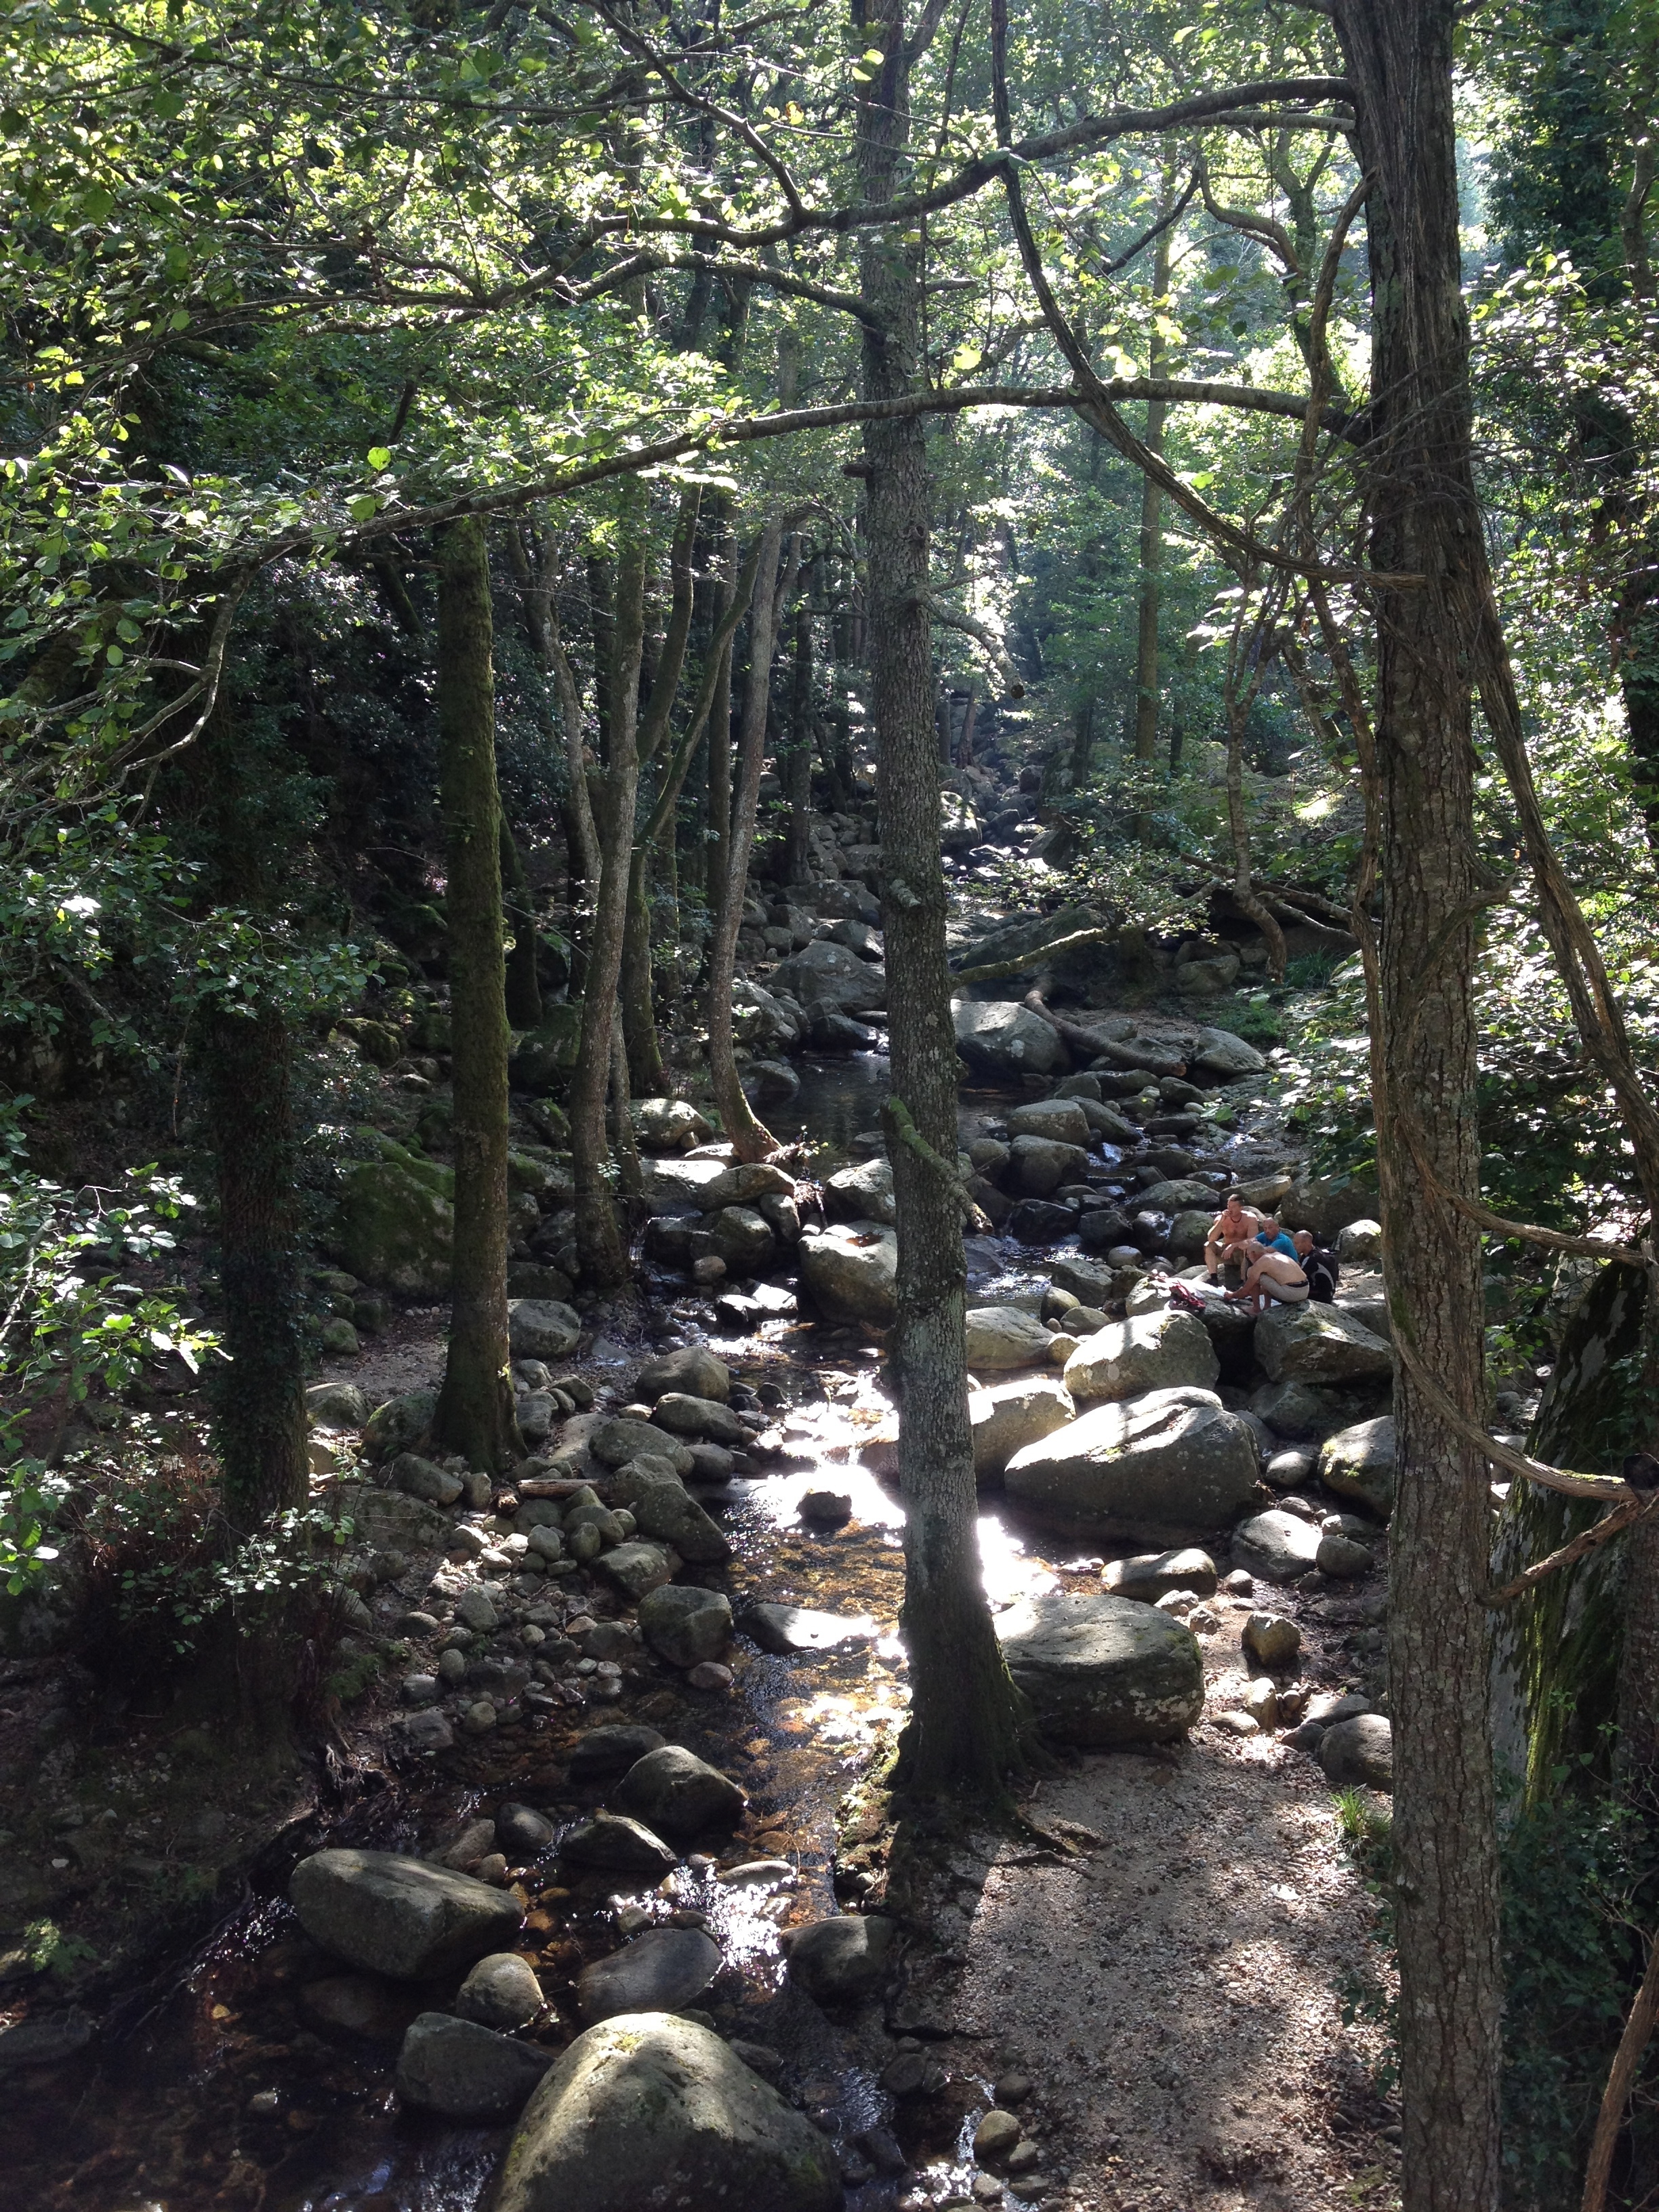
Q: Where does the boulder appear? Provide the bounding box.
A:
[577,1928,722,2024]
[970,1376,1076,1484]
[1006,1199,1078,1244]
[396,2013,553,2121]
[731,979,804,1051]
[1277,1174,1380,1241]
[508,1300,582,1363]
[709,1206,775,1273]
[1101,1547,1218,1601]
[632,1098,714,1153]
[508,1006,585,1090]
[824,1155,897,1225]
[593,1541,678,1601]
[1048,1255,1118,1307]
[361,1389,437,1463]
[785,1914,897,2001]
[1255,1303,1393,1386]
[1168,1208,1216,1261]
[1189,1027,1268,1078]
[1317,1531,1374,1578]
[1063,1311,1219,1404]
[308,1381,371,1429]
[771,938,887,1011]
[651,1393,751,1446]
[1004,1387,1261,1543]
[390,1452,464,1507]
[1250,1378,1363,1439]
[998,1589,1204,1744]
[635,1347,730,1404]
[567,1726,667,1782]
[951,998,1069,1078]
[1139,1178,1218,1212]
[739,1602,878,1654]
[627,1482,731,1565]
[612,1746,746,1836]
[964,1307,1054,1372]
[560,1814,678,1876]
[493,2013,842,2212]
[324,1134,454,1296]
[798,1221,898,1326]
[1337,1218,1384,1264]
[636,1584,733,1668]
[1174,954,1240,996]
[1232,1509,1323,1582]
[697,1162,796,1209]
[1317,1416,1396,1518]
[455,1952,545,2030]
[591,1418,694,1473]
[1242,1612,1301,1668]
[1006,1098,1092,1148]
[1010,1134,1091,1195]
[289,1850,523,1981]
[1319,1713,1394,1790]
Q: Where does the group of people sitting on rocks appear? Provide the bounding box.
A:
[1201,1193,1339,1313]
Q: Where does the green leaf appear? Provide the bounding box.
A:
[365,447,392,470]
[347,494,380,522]
[80,185,115,223]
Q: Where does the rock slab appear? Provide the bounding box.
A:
[998,1589,1204,1744]
[289,1849,523,1981]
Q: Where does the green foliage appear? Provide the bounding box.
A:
[22,1918,97,1979]
[1500,1766,1659,2207]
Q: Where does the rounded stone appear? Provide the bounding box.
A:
[996,1589,1203,1744]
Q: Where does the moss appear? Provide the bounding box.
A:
[323,1136,455,1294]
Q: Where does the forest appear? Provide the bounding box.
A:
[3,0,1659,2207]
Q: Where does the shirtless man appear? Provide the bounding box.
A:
[1229,1232,1310,1314]
[1204,1191,1265,1282]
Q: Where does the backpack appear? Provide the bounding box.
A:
[1303,1247,1340,1303]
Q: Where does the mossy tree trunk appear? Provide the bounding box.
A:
[860,0,1030,1806]
[1333,3,1502,2202]
[433,516,523,1472]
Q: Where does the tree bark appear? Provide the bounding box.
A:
[1331,6,1503,2205]
[1130,208,1174,763]
[862,0,1029,1805]
[570,512,647,1290]
[433,517,523,1472]
[706,522,786,1161]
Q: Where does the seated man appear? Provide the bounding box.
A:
[1292,1228,1340,1303]
[1204,1191,1266,1281]
[1229,1233,1310,1313]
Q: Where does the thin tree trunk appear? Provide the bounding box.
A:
[1130,203,1174,763]
[499,816,543,1031]
[785,600,815,886]
[1581,1931,1659,2212]
[863,0,1029,1805]
[433,517,522,1472]
[570,513,647,1290]
[1332,6,1503,2204]
[706,522,786,1161]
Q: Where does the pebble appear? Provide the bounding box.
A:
[455,1589,500,1633]
[401,1673,441,1706]
[687,1661,735,1691]
[1242,1678,1279,1728]
[995,2072,1033,2105]
[975,2110,1023,2160]
[1242,1612,1301,1668]
[438,1648,468,1682]
[1221,1570,1254,1596]
[247,2089,281,2117]
[463,1700,498,1734]
[1214,1710,1259,1736]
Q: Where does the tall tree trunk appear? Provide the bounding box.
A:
[433,518,523,1472]
[499,817,543,1031]
[785,600,815,886]
[206,998,309,1532]
[570,515,647,1290]
[861,0,1028,1804]
[706,523,785,1161]
[1332,6,1503,2205]
[1130,207,1174,763]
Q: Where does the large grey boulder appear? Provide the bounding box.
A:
[798,1221,898,1326]
[632,1098,714,1154]
[1048,1254,1118,1306]
[508,1299,581,1362]
[1317,1416,1396,1519]
[771,938,887,1011]
[591,1418,694,1473]
[493,2012,842,2212]
[1006,1097,1092,1148]
[1063,1310,1219,1404]
[363,1389,437,1463]
[636,1584,733,1668]
[396,2013,552,2121]
[651,1392,750,1446]
[709,1205,776,1273]
[455,1952,545,2030]
[577,1929,721,2024]
[998,1590,1204,1744]
[1256,1303,1393,1385]
[740,1601,878,1654]
[1006,1387,1260,1542]
[697,1160,796,1210]
[785,1914,897,2001]
[308,1380,371,1428]
[970,1376,1076,1484]
[612,1746,746,1837]
[1101,1547,1218,1601]
[1233,1509,1322,1582]
[1139,1178,1218,1212]
[1250,1378,1358,1440]
[1010,1134,1090,1195]
[1277,1174,1380,1241]
[289,1850,523,1981]
[634,1346,730,1404]
[952,998,1069,1078]
[560,1814,678,1875]
[824,1156,896,1225]
[965,1306,1054,1372]
[1319,1713,1394,1791]
[628,1481,731,1564]
[1190,1026,1268,1078]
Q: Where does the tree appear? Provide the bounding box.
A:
[432,517,522,1472]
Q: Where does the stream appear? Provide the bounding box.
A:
[10,1042,1128,2212]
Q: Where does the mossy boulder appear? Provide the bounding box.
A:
[325,1130,454,1296]
[510,1006,584,1093]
